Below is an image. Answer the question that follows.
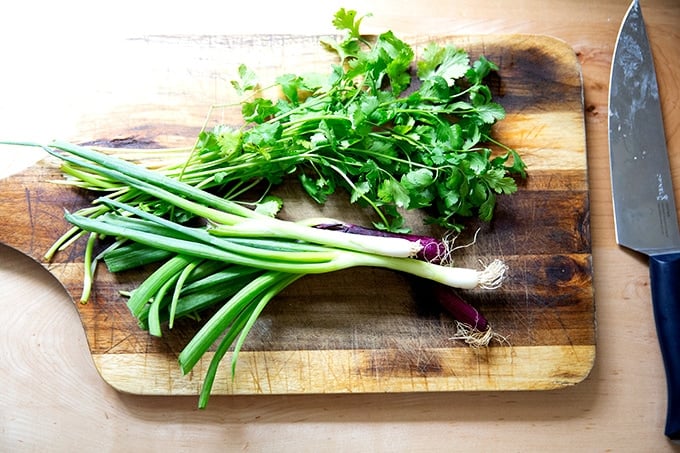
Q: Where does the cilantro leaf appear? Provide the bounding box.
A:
[417,43,470,85]
[376,31,414,95]
[299,173,336,204]
[475,102,506,124]
[276,74,303,104]
[242,122,281,158]
[231,64,258,96]
[350,180,371,204]
[321,9,371,62]
[241,98,277,124]
[466,55,499,84]
[378,178,411,208]
[253,195,283,217]
[478,192,496,222]
[332,8,364,37]
[401,169,435,208]
[214,126,242,157]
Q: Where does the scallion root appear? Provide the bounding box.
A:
[449,321,509,348]
[476,259,508,290]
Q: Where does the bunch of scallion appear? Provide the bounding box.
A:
[31,140,507,408]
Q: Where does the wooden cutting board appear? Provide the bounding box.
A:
[0,33,593,396]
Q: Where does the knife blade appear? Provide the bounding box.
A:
[609,0,680,440]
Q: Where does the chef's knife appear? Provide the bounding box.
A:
[609,0,680,441]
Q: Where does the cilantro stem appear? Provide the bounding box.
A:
[323,162,391,227]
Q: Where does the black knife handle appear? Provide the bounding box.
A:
[649,252,680,440]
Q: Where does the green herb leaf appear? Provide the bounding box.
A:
[231,64,259,96]
[418,43,470,85]
[332,8,364,38]
[253,195,283,217]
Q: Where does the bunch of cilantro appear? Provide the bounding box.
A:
[196,8,526,232]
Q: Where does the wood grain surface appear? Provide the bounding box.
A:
[3,0,680,451]
[0,34,593,396]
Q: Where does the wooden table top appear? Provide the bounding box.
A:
[1,0,679,450]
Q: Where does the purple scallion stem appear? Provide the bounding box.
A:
[314,222,446,264]
[433,284,489,331]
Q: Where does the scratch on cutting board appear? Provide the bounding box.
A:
[24,188,35,255]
